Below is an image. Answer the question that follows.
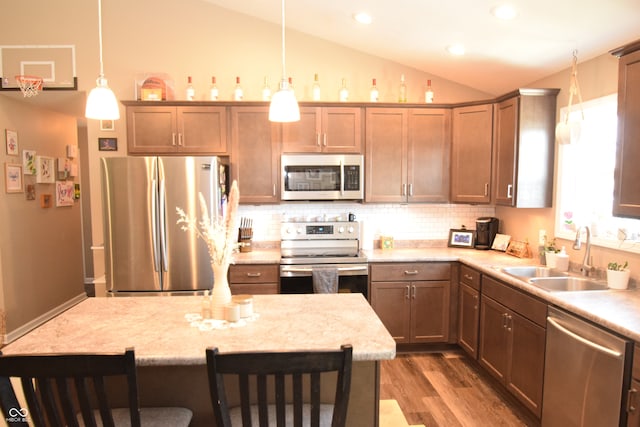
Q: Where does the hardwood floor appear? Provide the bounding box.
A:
[380,350,540,427]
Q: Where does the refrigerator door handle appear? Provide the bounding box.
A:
[151,178,160,272]
[158,177,169,272]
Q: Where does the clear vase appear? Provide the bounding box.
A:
[211,263,232,320]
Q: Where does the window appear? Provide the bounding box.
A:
[555,94,640,253]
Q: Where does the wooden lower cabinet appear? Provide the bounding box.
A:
[370,262,451,344]
[478,275,546,418]
[458,264,481,358]
[628,345,640,425]
[228,264,279,295]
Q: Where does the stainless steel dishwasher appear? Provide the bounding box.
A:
[542,306,633,426]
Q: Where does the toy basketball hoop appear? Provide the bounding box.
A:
[15,75,44,97]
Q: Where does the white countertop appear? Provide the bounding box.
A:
[1,294,396,366]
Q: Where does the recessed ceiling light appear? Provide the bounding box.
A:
[353,12,372,24]
[491,4,517,20]
[447,44,466,56]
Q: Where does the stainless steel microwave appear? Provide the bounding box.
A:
[281,154,364,201]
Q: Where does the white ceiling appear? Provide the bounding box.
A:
[203,0,640,95]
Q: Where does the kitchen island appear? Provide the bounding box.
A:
[1,293,395,427]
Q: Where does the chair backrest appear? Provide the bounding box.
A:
[206,344,353,427]
[0,348,141,427]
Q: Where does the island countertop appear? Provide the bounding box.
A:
[1,293,396,366]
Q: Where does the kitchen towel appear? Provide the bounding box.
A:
[312,267,339,293]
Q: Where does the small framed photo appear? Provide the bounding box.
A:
[5,129,18,155]
[36,156,55,183]
[448,228,475,248]
[100,120,115,131]
[98,137,118,151]
[56,181,75,207]
[4,163,23,193]
[26,184,36,200]
[40,193,52,208]
[23,149,36,175]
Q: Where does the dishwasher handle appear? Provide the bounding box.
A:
[547,317,623,358]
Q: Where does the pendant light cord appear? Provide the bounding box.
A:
[280,0,286,80]
[97,0,105,78]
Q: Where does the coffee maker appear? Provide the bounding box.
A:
[475,217,499,250]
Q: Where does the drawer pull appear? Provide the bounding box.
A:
[403,270,419,275]
[246,272,262,277]
[463,274,474,281]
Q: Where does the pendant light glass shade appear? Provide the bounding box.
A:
[269,79,300,122]
[269,0,300,123]
[86,76,120,120]
[85,0,120,120]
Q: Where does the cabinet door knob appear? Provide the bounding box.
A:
[316,133,321,146]
[507,184,513,199]
[409,184,413,197]
[172,133,177,146]
[405,285,410,299]
[323,134,327,146]
[402,184,407,196]
[484,183,489,197]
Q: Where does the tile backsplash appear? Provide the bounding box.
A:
[238,202,495,248]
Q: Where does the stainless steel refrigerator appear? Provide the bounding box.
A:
[101,156,229,295]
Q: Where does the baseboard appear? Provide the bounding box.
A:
[3,293,87,345]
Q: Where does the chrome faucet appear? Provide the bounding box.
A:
[573,226,593,276]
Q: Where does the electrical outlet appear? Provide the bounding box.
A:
[539,229,547,246]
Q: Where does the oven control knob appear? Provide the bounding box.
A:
[297,227,303,234]
[348,226,355,234]
[338,226,345,234]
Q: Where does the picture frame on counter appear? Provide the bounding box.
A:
[4,163,23,193]
[448,228,475,248]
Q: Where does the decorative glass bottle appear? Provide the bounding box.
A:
[398,74,407,103]
[312,73,321,101]
[209,76,219,101]
[370,78,379,102]
[186,76,195,101]
[339,78,349,102]
[425,79,434,103]
[261,76,271,101]
[233,76,243,101]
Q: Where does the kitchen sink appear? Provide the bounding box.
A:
[501,265,609,292]
[501,266,568,279]
[529,277,609,292]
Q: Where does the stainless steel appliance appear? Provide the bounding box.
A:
[279,219,368,296]
[542,306,632,426]
[281,154,364,201]
[101,156,229,295]
[475,217,499,250]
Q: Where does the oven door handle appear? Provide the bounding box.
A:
[281,266,368,274]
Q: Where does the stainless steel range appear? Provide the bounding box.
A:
[279,220,368,296]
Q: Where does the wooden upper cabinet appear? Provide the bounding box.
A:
[493,89,559,207]
[125,103,227,154]
[281,106,363,153]
[365,108,408,203]
[451,104,494,204]
[365,107,450,203]
[408,108,451,203]
[611,41,640,218]
[230,106,280,204]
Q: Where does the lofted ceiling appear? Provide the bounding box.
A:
[203,0,640,95]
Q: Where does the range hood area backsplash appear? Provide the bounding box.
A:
[237,203,495,249]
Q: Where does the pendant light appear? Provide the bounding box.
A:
[85,0,120,120]
[269,0,300,122]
